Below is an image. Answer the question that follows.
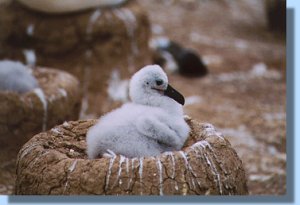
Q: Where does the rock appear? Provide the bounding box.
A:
[15,117,248,195]
[0,66,81,194]
[16,0,128,14]
[0,0,151,117]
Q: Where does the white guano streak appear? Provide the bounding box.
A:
[23,49,36,67]
[33,88,48,131]
[18,142,43,162]
[69,160,78,172]
[156,159,164,196]
[113,8,138,72]
[192,141,223,194]
[80,9,101,118]
[27,24,34,36]
[107,69,129,102]
[105,154,117,191]
[139,157,144,194]
[115,155,126,186]
[127,158,136,189]
[167,152,178,191]
[86,9,102,35]
[113,8,138,55]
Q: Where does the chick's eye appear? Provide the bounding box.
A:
[146,82,149,85]
[156,79,163,86]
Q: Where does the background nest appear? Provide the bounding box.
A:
[0,67,81,194]
[0,67,81,148]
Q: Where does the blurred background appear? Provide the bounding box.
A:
[0,0,285,195]
[141,0,286,195]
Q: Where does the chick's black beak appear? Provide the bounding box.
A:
[164,84,185,105]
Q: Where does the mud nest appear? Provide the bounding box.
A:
[0,67,81,149]
[15,117,248,195]
[0,0,151,116]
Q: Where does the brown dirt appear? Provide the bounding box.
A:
[15,117,247,195]
[137,0,286,195]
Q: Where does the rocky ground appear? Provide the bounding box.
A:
[137,0,286,195]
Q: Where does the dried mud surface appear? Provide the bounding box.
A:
[137,0,286,195]
[15,118,247,195]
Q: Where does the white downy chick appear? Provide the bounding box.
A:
[0,60,39,93]
[86,64,190,158]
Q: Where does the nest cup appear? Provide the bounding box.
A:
[0,0,152,117]
[15,117,248,195]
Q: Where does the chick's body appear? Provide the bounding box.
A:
[87,102,189,158]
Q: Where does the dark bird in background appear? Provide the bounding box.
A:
[150,37,208,77]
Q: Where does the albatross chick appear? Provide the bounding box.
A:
[87,65,190,158]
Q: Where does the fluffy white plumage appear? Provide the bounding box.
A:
[86,65,190,158]
[0,60,39,93]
